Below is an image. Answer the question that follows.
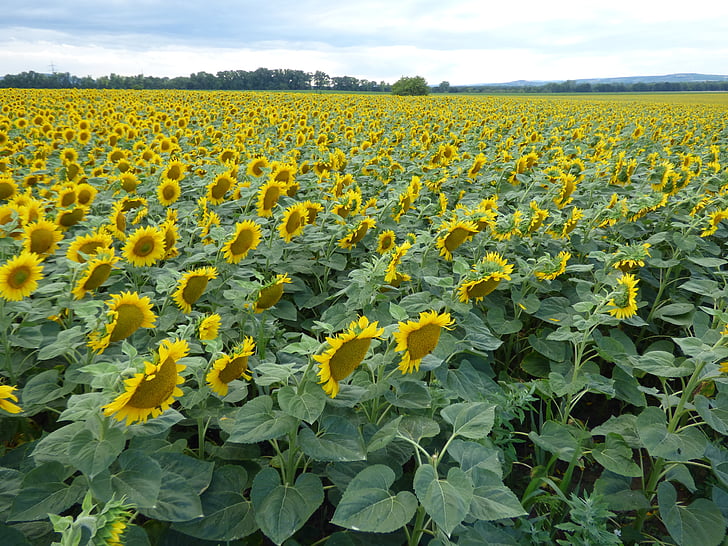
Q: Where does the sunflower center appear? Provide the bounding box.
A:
[162,184,177,200]
[211,178,231,199]
[263,187,280,211]
[78,241,105,261]
[133,236,156,257]
[230,229,254,255]
[30,228,55,254]
[405,323,442,361]
[329,338,372,381]
[126,357,177,409]
[256,283,284,310]
[109,304,146,342]
[467,277,501,298]
[83,264,113,290]
[166,165,182,180]
[181,276,209,305]
[444,227,472,251]
[9,266,31,289]
[59,208,84,227]
[285,210,303,234]
[217,356,249,384]
[349,223,369,244]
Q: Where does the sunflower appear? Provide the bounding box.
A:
[55,184,78,208]
[490,210,524,241]
[160,220,179,259]
[256,180,286,217]
[88,291,157,353]
[72,250,120,299]
[302,201,324,225]
[76,183,97,207]
[534,251,571,281]
[171,266,218,313]
[253,274,292,313]
[107,202,127,240]
[611,243,651,272]
[119,172,140,193]
[435,218,479,260]
[394,310,454,374]
[23,219,63,257]
[377,230,396,254]
[199,313,221,340]
[278,202,308,243]
[246,156,269,177]
[392,189,415,222]
[222,220,262,264]
[0,384,22,414]
[123,225,166,267]
[526,201,550,234]
[157,177,181,206]
[554,172,578,208]
[607,273,639,320]
[0,175,18,200]
[467,153,487,178]
[206,337,256,396]
[0,251,44,301]
[315,316,384,398]
[162,161,186,182]
[55,206,86,230]
[457,252,514,302]
[206,171,235,204]
[384,241,412,286]
[102,338,188,425]
[339,217,376,249]
[66,230,114,263]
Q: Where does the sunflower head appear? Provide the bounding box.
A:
[0,251,44,301]
[0,384,23,414]
[206,337,256,396]
[607,273,639,320]
[199,313,222,341]
[393,311,454,374]
[88,291,157,353]
[253,274,292,313]
[377,230,396,254]
[157,178,181,206]
[123,225,166,267]
[278,203,308,243]
[72,250,120,299]
[172,266,218,313]
[435,219,479,260]
[23,219,64,257]
[222,220,262,264]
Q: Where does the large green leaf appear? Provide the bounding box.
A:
[299,415,367,462]
[8,462,85,522]
[414,464,473,537]
[636,407,707,462]
[109,449,161,508]
[251,468,324,545]
[397,416,440,444]
[67,426,126,479]
[658,481,726,546]
[440,402,495,440]
[277,382,326,424]
[367,416,403,453]
[467,469,526,521]
[628,351,693,378]
[384,379,432,409]
[695,393,728,435]
[529,421,588,462]
[332,464,417,533]
[219,395,298,443]
[591,434,642,477]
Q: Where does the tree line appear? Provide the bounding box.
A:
[448,79,728,93]
[0,68,392,92]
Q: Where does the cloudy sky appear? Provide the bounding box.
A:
[3,0,727,85]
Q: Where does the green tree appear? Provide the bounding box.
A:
[391,76,430,96]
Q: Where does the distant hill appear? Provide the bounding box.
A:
[476,73,728,87]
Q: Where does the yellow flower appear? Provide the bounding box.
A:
[246,156,269,177]
[278,202,308,243]
[88,291,157,353]
[315,316,384,398]
[102,338,188,425]
[72,250,120,299]
[384,241,412,286]
[55,206,86,230]
[0,385,22,414]
[534,251,571,281]
[107,202,127,240]
[206,171,235,204]
[526,201,549,234]
[199,313,221,341]
[435,218,479,260]
[66,230,114,263]
[611,243,651,272]
[23,219,64,257]
[206,338,256,396]
[222,220,262,264]
[554,172,577,208]
[457,252,514,302]
[256,180,286,217]
[123,225,166,267]
[253,274,292,313]
[701,208,728,237]
[171,266,218,313]
[302,201,324,225]
[157,177,181,206]
[393,310,454,374]
[377,230,396,254]
[339,217,376,249]
[162,160,186,182]
[0,251,44,301]
[607,273,639,320]
[160,220,179,259]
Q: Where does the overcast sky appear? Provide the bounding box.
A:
[2,0,727,85]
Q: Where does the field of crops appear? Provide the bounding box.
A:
[1,89,728,545]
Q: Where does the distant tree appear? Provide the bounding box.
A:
[391,76,429,96]
[436,81,451,93]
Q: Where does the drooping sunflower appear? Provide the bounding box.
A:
[457,252,514,303]
[107,202,127,240]
[339,217,376,249]
[256,180,286,217]
[534,251,571,281]
[253,274,292,313]
[435,218,479,260]
[393,310,454,374]
[467,153,487,178]
[206,171,235,204]
[0,251,44,301]
[123,225,166,267]
[156,177,181,206]
[23,219,63,257]
[198,313,221,341]
[66,230,114,263]
[526,201,550,234]
[206,337,256,396]
[607,273,639,320]
[554,172,578,208]
[246,156,269,177]
[384,241,412,286]
[490,210,524,241]
[278,202,308,243]
[55,206,86,230]
[0,384,22,414]
[72,250,120,299]
[222,220,262,264]
[76,183,97,207]
[377,230,396,254]
[102,338,188,425]
[88,291,157,353]
[315,316,384,398]
[162,161,186,182]
[302,200,324,225]
[159,219,179,259]
[171,266,218,313]
[611,242,651,272]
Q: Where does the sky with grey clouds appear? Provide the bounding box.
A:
[2,0,727,85]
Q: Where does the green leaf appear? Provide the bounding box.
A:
[384,380,432,409]
[367,416,403,453]
[67,426,126,479]
[448,439,503,477]
[486,307,523,336]
[141,473,204,522]
[110,449,161,508]
[8,463,85,522]
[463,315,503,352]
[251,469,324,545]
[126,409,184,436]
[332,464,417,533]
[654,303,695,326]
[220,395,298,443]
[172,465,257,541]
[397,416,440,444]
[414,464,473,537]
[440,402,495,440]
[695,394,728,435]
[299,416,367,462]
[528,334,569,362]
[277,382,326,424]
[658,481,726,546]
[32,422,85,466]
[679,279,723,298]
[435,361,502,402]
[591,434,642,477]
[529,421,588,462]
[628,351,693,377]
[21,369,75,407]
[468,470,527,521]
[636,407,707,462]
[37,326,85,360]
[0,468,23,515]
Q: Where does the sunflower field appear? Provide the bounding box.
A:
[1,88,728,545]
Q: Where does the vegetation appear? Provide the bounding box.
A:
[391,76,430,96]
[1,89,728,545]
